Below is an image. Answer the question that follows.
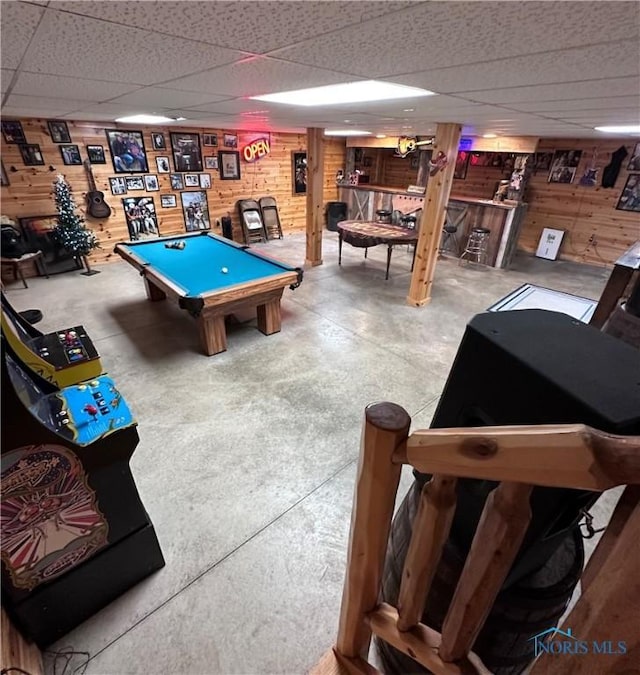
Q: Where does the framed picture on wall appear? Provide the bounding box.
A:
[184,173,199,187]
[204,156,218,170]
[181,190,211,231]
[160,194,177,208]
[219,151,241,180]
[1,160,9,186]
[19,144,44,166]
[125,176,145,190]
[86,145,106,164]
[202,133,218,147]
[170,132,203,172]
[109,177,127,195]
[151,132,166,150]
[122,196,160,240]
[199,173,211,189]
[2,120,26,144]
[627,142,640,172]
[548,149,582,184]
[60,144,82,165]
[47,120,71,144]
[105,129,149,173]
[292,151,306,194]
[616,174,640,212]
[170,173,184,190]
[223,133,238,148]
[155,156,170,173]
[144,174,159,191]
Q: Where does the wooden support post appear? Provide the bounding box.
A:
[530,500,640,674]
[397,475,457,631]
[336,402,411,659]
[439,481,533,662]
[1,609,43,675]
[306,127,325,267]
[407,123,461,307]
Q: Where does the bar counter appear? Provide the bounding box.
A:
[338,184,528,269]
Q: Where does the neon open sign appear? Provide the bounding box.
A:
[242,138,270,163]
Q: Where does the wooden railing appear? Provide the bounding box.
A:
[312,402,640,675]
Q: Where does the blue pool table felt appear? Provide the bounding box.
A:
[124,235,294,297]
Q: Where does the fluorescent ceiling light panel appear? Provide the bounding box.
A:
[251,80,435,107]
[324,129,372,137]
[115,114,174,124]
[594,125,640,133]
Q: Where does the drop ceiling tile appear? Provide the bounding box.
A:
[387,43,640,94]
[21,9,243,85]
[0,2,45,69]
[106,87,230,109]
[12,71,140,101]
[505,95,640,113]
[180,98,287,115]
[161,58,362,97]
[273,2,639,78]
[454,77,640,104]
[3,93,87,116]
[1,69,15,93]
[558,111,640,123]
[69,102,151,118]
[50,1,414,54]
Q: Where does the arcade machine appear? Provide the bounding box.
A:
[1,291,103,389]
[1,311,165,647]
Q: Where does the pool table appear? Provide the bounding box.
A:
[115,232,303,356]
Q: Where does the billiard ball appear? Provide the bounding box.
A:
[221,267,228,274]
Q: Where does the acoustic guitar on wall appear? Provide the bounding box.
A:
[84,159,111,219]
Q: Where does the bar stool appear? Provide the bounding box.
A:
[460,227,491,265]
[376,209,392,224]
[440,204,468,257]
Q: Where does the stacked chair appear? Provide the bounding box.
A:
[236,197,284,245]
[259,197,284,240]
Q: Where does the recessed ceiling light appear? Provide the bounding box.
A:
[115,114,174,124]
[174,116,187,121]
[375,134,387,138]
[343,119,351,123]
[324,129,372,137]
[595,125,640,133]
[251,80,435,106]
[403,108,415,112]
[483,133,498,138]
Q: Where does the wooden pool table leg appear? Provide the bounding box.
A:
[257,297,282,335]
[144,278,167,302]
[198,313,227,356]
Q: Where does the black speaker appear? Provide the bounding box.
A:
[221,216,233,240]
[417,309,640,586]
[326,201,347,231]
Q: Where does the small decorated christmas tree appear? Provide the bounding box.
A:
[52,174,100,274]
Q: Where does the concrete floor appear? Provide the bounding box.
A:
[4,231,619,674]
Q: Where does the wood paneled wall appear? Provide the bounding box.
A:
[0,118,345,266]
[518,138,639,267]
[380,150,417,188]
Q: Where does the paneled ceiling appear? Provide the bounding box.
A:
[1,0,639,138]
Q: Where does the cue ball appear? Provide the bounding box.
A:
[221,267,228,274]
